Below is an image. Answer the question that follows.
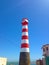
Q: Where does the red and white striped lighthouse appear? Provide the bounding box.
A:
[19,18,30,65]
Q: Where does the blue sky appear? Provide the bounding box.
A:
[0,0,49,61]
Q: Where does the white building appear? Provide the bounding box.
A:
[42,44,49,57]
[0,57,7,65]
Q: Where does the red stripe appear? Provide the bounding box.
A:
[22,28,28,32]
[21,43,29,48]
[22,35,28,39]
[22,21,28,25]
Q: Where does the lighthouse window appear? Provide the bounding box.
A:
[43,48,45,52]
[46,47,48,51]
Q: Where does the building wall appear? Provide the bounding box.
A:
[42,45,49,56]
[0,58,7,65]
[36,60,43,65]
[42,58,46,65]
[45,56,49,65]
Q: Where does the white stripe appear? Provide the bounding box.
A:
[22,25,28,29]
[23,19,28,22]
[21,39,29,44]
[25,19,28,22]
[22,32,28,36]
[20,48,29,52]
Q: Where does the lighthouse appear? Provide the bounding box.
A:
[19,18,30,65]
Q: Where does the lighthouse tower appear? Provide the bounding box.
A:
[19,18,30,65]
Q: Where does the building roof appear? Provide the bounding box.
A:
[42,44,49,49]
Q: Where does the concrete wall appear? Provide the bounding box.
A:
[42,45,49,56]
[0,58,7,65]
[42,58,46,65]
[36,59,43,65]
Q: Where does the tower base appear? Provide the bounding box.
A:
[19,52,30,65]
